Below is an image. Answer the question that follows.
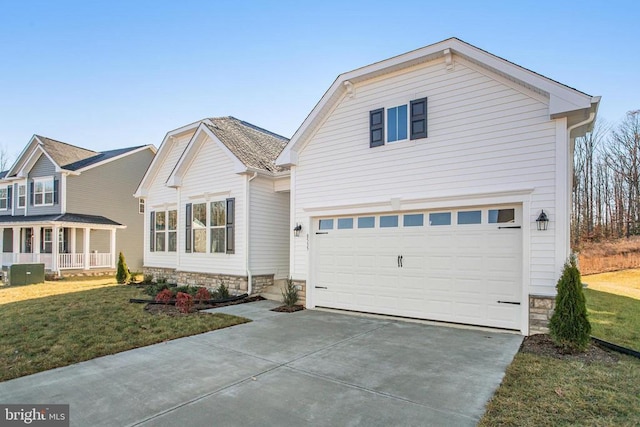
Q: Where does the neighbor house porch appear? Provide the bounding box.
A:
[0,213,125,275]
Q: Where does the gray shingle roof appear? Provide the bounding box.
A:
[204,117,288,173]
[0,213,121,226]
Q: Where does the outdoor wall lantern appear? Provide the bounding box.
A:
[536,210,549,231]
[293,223,302,237]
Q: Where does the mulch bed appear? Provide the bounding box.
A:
[271,304,305,313]
[520,334,619,364]
[144,295,266,316]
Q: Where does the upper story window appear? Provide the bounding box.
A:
[33,178,54,206]
[17,185,25,208]
[139,198,145,214]
[0,187,8,210]
[369,97,428,148]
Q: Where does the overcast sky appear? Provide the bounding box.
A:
[0,0,637,158]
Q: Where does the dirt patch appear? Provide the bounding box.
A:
[520,334,619,364]
[271,304,305,313]
[144,295,266,316]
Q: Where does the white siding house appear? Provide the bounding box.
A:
[135,117,290,294]
[276,38,600,334]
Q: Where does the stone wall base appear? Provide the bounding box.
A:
[143,267,275,295]
[292,279,306,305]
[529,294,556,335]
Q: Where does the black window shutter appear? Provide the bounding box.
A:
[226,198,235,254]
[53,178,59,204]
[410,97,428,140]
[7,185,12,208]
[30,181,34,205]
[369,108,385,148]
[150,211,155,252]
[185,203,192,253]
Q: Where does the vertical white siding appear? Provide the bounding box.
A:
[292,57,560,296]
[177,136,246,276]
[248,176,290,278]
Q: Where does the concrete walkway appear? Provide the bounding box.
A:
[0,301,522,426]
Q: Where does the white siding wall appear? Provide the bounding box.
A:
[144,133,193,269]
[249,176,290,279]
[292,56,561,296]
[177,136,246,276]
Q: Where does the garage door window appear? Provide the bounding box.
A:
[380,215,399,227]
[488,209,515,224]
[358,217,375,228]
[458,210,481,225]
[338,218,353,229]
[429,212,451,226]
[319,219,334,230]
[403,214,424,227]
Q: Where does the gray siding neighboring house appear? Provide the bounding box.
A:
[0,135,156,275]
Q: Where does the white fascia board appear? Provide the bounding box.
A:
[6,135,39,177]
[135,122,200,195]
[74,145,157,174]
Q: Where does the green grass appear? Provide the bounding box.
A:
[480,354,640,426]
[0,281,248,382]
[586,289,640,351]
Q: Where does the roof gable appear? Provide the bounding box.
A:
[276,37,600,166]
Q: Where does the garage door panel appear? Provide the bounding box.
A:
[313,206,522,330]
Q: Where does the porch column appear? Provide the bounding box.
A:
[83,227,91,270]
[51,226,59,273]
[0,228,4,255]
[12,226,20,263]
[110,228,117,268]
[32,226,41,262]
[69,228,76,253]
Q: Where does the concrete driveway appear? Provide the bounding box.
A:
[0,301,522,426]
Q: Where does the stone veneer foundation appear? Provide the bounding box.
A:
[529,295,556,335]
[143,266,274,295]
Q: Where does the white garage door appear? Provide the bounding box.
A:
[312,206,522,330]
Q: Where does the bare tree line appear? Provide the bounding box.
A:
[573,110,640,245]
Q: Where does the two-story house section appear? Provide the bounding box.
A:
[276,38,600,335]
[135,117,290,295]
[0,135,156,275]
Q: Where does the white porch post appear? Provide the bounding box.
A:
[110,228,117,269]
[83,227,90,270]
[69,228,76,253]
[51,226,59,273]
[0,228,4,255]
[32,226,41,263]
[12,226,20,263]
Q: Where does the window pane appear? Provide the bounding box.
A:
[429,212,451,226]
[319,219,334,230]
[168,210,177,231]
[388,107,398,142]
[193,203,207,227]
[458,210,481,225]
[155,211,166,231]
[211,228,225,253]
[156,233,165,252]
[193,229,206,253]
[18,185,25,196]
[488,209,515,224]
[358,216,375,228]
[168,232,177,252]
[44,193,53,204]
[397,105,407,140]
[403,214,424,227]
[210,201,225,226]
[337,218,353,229]
[35,194,43,205]
[380,215,398,227]
[44,180,54,191]
[35,182,43,192]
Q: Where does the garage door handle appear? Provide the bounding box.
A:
[498,226,521,229]
[316,232,329,235]
[397,255,403,268]
[497,301,521,305]
[315,286,328,289]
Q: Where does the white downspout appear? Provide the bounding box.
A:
[245,172,258,295]
[567,112,595,137]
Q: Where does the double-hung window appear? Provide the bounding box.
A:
[185,198,235,254]
[17,185,25,208]
[0,187,8,210]
[167,210,177,252]
[150,209,177,252]
[192,203,207,253]
[34,178,54,206]
[155,211,166,251]
[369,97,428,147]
[210,201,226,253]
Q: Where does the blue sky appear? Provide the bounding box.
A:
[0,1,638,157]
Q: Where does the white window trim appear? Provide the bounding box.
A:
[33,177,54,207]
[386,104,409,144]
[189,199,227,255]
[0,186,8,211]
[17,184,26,209]
[139,198,145,214]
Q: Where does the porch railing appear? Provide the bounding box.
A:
[2,252,113,271]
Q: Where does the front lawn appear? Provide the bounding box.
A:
[0,281,248,382]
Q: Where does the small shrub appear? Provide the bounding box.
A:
[195,287,211,304]
[142,274,154,285]
[216,281,230,299]
[155,288,173,305]
[116,252,131,284]
[281,277,299,307]
[157,277,167,285]
[549,255,592,353]
[175,292,194,313]
[144,283,169,296]
[174,285,198,296]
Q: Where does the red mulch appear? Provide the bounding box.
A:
[520,334,619,364]
[144,295,266,316]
